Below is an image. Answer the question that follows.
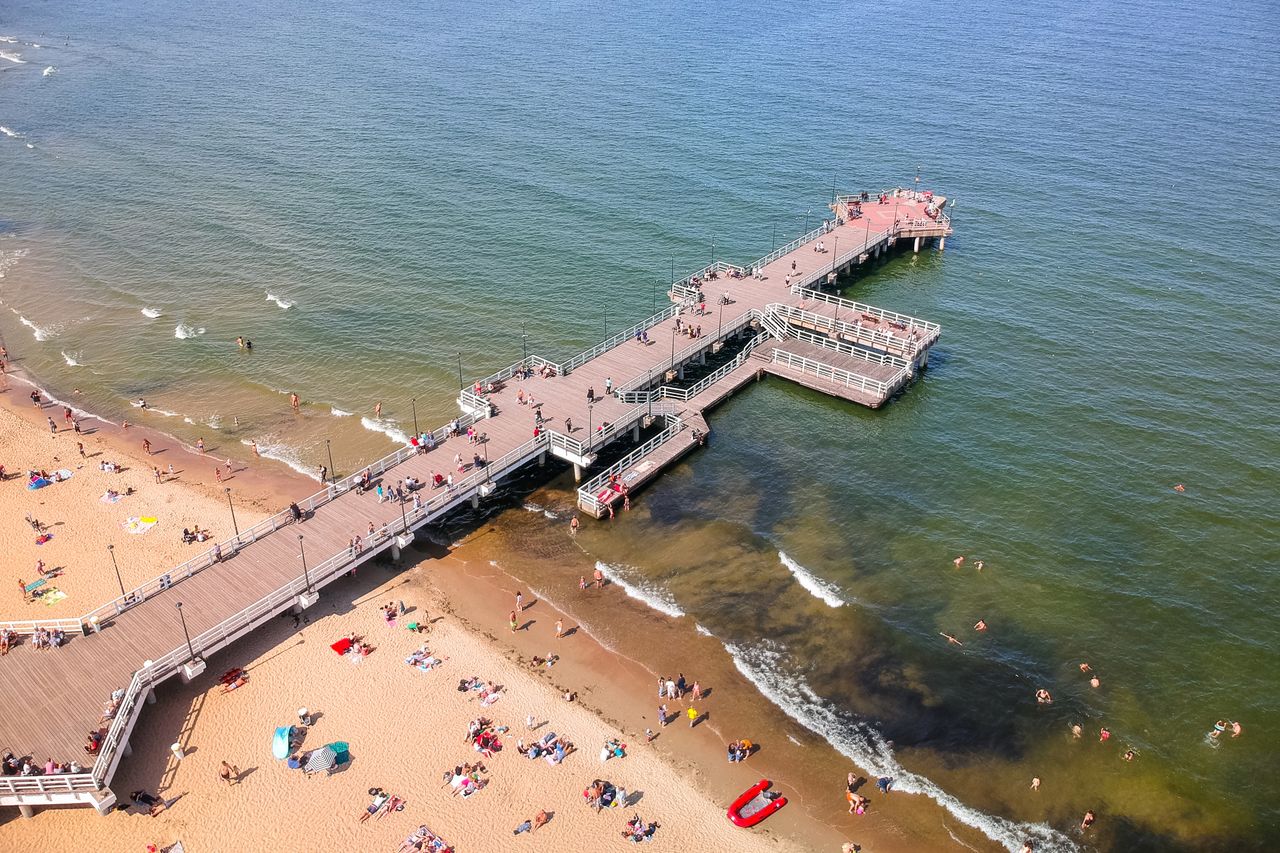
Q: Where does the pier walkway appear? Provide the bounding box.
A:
[0,187,950,815]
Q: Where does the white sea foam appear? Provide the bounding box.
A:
[522,501,559,520]
[0,247,29,279]
[206,415,222,430]
[695,623,713,637]
[0,51,25,64]
[330,407,353,417]
[0,36,16,43]
[786,733,804,746]
[19,316,51,341]
[778,551,844,608]
[241,438,319,480]
[42,65,55,77]
[174,323,205,339]
[361,416,410,446]
[265,291,295,310]
[725,639,1077,853]
[183,417,195,425]
[61,351,82,367]
[594,561,684,619]
[25,143,32,149]
[141,307,162,319]
[0,126,19,139]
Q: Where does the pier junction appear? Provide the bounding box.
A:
[0,187,951,815]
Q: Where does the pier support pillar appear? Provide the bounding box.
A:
[538,452,546,467]
[470,495,479,510]
[145,688,156,706]
[631,423,640,442]
[122,741,133,758]
[391,542,401,561]
[913,236,922,253]
[677,365,685,380]
[573,463,583,482]
[19,805,33,819]
[697,350,706,366]
[938,236,946,251]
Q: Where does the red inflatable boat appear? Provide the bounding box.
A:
[727,778,787,827]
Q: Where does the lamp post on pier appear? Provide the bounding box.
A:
[398,483,408,533]
[717,298,725,340]
[325,439,336,483]
[107,544,124,598]
[224,487,239,537]
[711,239,716,269]
[175,601,198,664]
[410,397,419,438]
[297,533,312,593]
[670,325,677,370]
[670,257,675,293]
[586,403,594,454]
[521,325,529,364]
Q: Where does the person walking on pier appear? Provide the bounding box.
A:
[587,387,596,404]
[604,377,613,395]
[565,416,573,434]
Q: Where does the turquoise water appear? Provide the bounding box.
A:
[2,1,1278,848]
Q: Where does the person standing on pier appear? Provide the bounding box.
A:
[604,377,613,395]
[587,387,595,404]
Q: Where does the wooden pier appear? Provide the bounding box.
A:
[0,187,950,815]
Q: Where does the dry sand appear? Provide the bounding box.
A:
[0,566,806,853]
[0,385,302,621]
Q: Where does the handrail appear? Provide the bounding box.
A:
[767,302,925,358]
[577,415,687,513]
[793,289,940,335]
[559,304,684,374]
[675,261,747,289]
[788,328,914,370]
[767,349,891,395]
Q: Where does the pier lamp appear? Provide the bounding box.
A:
[325,439,337,483]
[670,256,675,291]
[587,403,594,453]
[717,298,725,340]
[224,487,239,537]
[603,313,607,341]
[711,239,716,268]
[297,533,313,593]
[670,325,678,370]
[398,485,409,533]
[410,397,420,439]
[521,325,529,363]
[483,442,490,483]
[831,235,840,283]
[107,544,125,598]
[175,602,199,663]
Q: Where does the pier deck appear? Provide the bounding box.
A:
[0,186,950,814]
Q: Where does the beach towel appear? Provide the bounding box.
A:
[35,533,53,545]
[123,516,158,534]
[24,578,47,593]
[42,588,67,606]
[28,478,51,490]
[55,469,74,482]
[330,638,353,656]
[101,492,124,504]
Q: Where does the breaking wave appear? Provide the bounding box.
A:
[594,561,684,619]
[141,307,162,319]
[174,323,205,339]
[361,416,410,446]
[265,291,295,310]
[778,551,844,608]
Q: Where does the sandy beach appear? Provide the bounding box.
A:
[0,375,306,621]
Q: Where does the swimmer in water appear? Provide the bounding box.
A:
[974,560,984,571]
[1079,662,1092,673]
[974,620,987,631]
[1081,810,1096,831]
[940,633,963,646]
[1090,676,1100,689]
[290,393,300,412]
[1099,727,1111,742]
[1210,720,1226,739]
[1173,483,1186,492]
[1071,724,1083,739]
[1035,689,1053,705]
[1231,720,1242,738]
[1123,749,1136,762]
[1030,777,1040,791]
[952,555,965,567]
[236,337,244,348]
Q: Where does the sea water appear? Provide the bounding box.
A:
[1,1,1277,848]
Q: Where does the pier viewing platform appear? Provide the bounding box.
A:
[0,186,951,816]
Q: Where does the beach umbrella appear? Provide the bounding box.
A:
[304,745,337,774]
